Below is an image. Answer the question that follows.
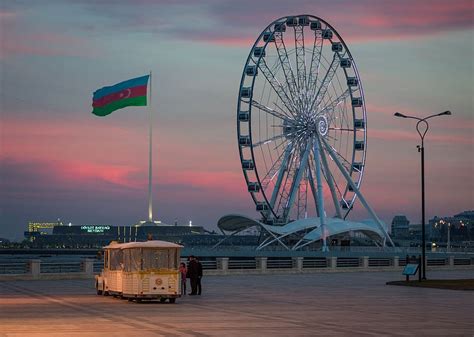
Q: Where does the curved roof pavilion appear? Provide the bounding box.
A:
[217,214,386,250]
[103,240,183,250]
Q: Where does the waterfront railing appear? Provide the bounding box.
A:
[1,255,473,280]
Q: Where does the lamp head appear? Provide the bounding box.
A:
[394,112,407,118]
[438,110,451,116]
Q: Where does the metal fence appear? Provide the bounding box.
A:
[454,258,471,265]
[337,258,360,268]
[228,259,256,269]
[1,255,473,277]
[427,259,446,266]
[179,259,218,270]
[0,262,29,274]
[40,262,83,274]
[302,258,327,268]
[368,258,392,267]
[267,258,294,269]
[93,261,103,273]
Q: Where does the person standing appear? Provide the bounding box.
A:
[187,255,199,295]
[196,257,203,295]
[178,262,187,296]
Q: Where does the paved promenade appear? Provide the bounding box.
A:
[1,270,473,337]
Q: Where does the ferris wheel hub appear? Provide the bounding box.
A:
[316,115,329,136]
[292,112,328,138]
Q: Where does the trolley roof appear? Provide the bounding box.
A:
[103,240,183,250]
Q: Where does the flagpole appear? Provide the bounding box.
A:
[148,71,153,223]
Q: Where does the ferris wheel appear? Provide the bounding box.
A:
[237,15,368,226]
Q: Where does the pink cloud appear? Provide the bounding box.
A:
[199,0,474,46]
[1,115,140,163]
[142,167,246,198]
[1,114,245,195]
[1,33,100,58]
[364,16,392,29]
[0,156,142,194]
[59,161,141,189]
[197,36,253,47]
[366,103,471,129]
[369,129,472,145]
[0,11,16,19]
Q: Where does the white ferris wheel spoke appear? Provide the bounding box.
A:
[306,29,323,108]
[252,133,286,148]
[294,25,306,93]
[309,52,340,113]
[260,140,292,189]
[273,31,301,111]
[251,100,293,122]
[328,128,355,132]
[257,57,297,115]
[269,142,293,208]
[318,88,350,118]
[325,143,352,172]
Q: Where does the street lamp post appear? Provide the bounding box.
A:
[447,223,451,253]
[394,110,451,280]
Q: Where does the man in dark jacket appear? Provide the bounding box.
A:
[196,257,203,295]
[187,255,199,295]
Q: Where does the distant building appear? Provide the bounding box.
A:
[454,210,474,221]
[25,220,62,240]
[23,222,259,249]
[429,210,473,244]
[0,237,10,247]
[391,215,410,239]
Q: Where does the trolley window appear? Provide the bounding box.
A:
[109,249,122,271]
[103,250,108,269]
[142,248,177,270]
[123,248,141,272]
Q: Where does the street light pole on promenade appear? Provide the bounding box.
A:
[394,110,451,280]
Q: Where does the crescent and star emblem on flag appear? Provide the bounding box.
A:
[119,89,131,99]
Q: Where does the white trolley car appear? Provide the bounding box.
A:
[95,240,183,302]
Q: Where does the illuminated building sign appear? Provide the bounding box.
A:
[28,222,60,233]
[80,225,111,234]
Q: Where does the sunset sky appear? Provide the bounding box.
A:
[1,0,473,240]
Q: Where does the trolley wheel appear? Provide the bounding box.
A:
[96,282,102,295]
[169,298,176,304]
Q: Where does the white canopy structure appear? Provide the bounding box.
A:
[217,214,387,250]
[103,240,183,250]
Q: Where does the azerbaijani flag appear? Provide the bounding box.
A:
[92,75,150,116]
